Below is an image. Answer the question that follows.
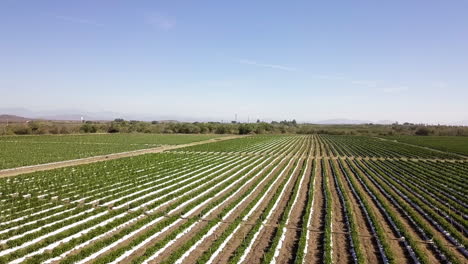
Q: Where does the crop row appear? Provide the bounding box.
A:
[0,135,466,263]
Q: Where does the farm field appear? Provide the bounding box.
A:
[0,134,224,170]
[179,134,464,160]
[0,135,467,264]
[385,135,468,156]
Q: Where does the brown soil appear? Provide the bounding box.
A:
[105,217,188,264]
[91,154,260,263]
[325,159,351,264]
[353,160,468,262]
[311,135,318,156]
[212,158,297,264]
[318,136,327,157]
[304,159,325,264]
[147,157,285,264]
[275,157,313,264]
[180,157,292,264]
[144,220,207,264]
[49,214,147,264]
[243,158,304,263]
[0,135,244,178]
[53,149,245,263]
[337,160,385,264]
[346,160,441,263]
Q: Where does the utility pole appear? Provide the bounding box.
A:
[235,113,237,123]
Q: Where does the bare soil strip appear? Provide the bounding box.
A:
[325,159,351,264]
[243,158,304,263]
[304,160,325,264]
[0,135,243,178]
[178,158,289,264]
[275,158,313,264]
[148,157,286,264]
[338,160,385,264]
[89,156,263,263]
[346,160,440,263]
[356,161,468,262]
[212,159,296,264]
[355,160,425,263]
[51,157,250,263]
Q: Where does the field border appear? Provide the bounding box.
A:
[0,135,244,178]
[375,137,468,159]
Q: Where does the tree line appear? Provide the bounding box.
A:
[1,119,467,137]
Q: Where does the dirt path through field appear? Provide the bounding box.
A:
[348,160,441,263]
[325,159,350,264]
[213,158,296,264]
[304,159,325,263]
[336,160,381,263]
[0,135,243,178]
[144,157,275,264]
[178,157,289,264]
[243,158,304,263]
[356,160,468,262]
[275,158,312,263]
[341,160,410,263]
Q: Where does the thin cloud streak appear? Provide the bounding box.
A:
[236,59,408,93]
[238,59,297,72]
[350,79,409,93]
[382,86,409,93]
[351,80,378,88]
[145,13,176,30]
[55,16,104,27]
[309,74,345,80]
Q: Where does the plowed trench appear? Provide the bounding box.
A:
[348,160,440,263]
[338,160,381,264]
[212,159,296,264]
[356,161,467,262]
[275,158,313,264]
[304,160,325,264]
[162,158,290,264]
[244,159,304,263]
[325,160,350,264]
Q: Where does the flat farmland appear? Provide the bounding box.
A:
[0,134,224,170]
[385,135,468,156]
[0,135,467,264]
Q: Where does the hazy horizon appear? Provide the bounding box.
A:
[2,106,468,126]
[1,1,467,124]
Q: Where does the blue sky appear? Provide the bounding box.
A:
[1,0,467,124]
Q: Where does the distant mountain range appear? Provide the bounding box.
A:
[0,108,183,122]
[0,108,120,121]
[0,108,466,126]
[314,119,396,125]
[0,108,203,123]
[0,115,34,123]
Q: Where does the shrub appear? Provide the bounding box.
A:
[415,127,430,136]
